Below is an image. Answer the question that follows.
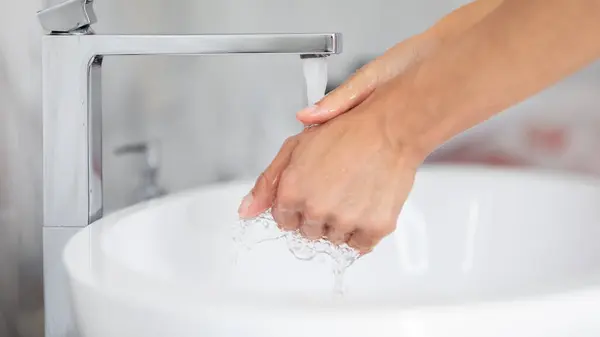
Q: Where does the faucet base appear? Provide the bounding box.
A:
[43,227,81,337]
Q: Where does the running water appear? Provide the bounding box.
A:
[232,56,360,296]
[302,55,329,106]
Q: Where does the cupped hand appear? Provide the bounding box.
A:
[296,33,438,126]
[238,86,425,254]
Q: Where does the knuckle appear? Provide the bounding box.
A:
[275,175,299,208]
[271,206,286,221]
[334,213,359,230]
[281,221,299,231]
[274,214,300,232]
[334,223,356,239]
[274,191,297,211]
[347,237,366,251]
[280,220,300,231]
[300,225,324,240]
[348,231,377,253]
[303,202,329,222]
[279,169,299,190]
[325,226,349,244]
[303,217,322,229]
[328,237,346,245]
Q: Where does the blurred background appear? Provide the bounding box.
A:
[2,0,600,336]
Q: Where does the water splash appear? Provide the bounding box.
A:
[234,210,360,296]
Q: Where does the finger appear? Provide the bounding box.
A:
[325,225,355,246]
[299,219,326,240]
[238,136,300,218]
[358,248,373,257]
[272,206,302,232]
[347,230,380,254]
[296,65,378,126]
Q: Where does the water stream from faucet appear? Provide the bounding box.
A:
[233,57,360,297]
[302,56,329,106]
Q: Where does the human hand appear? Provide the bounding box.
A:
[238,81,426,254]
[296,0,505,127]
[296,34,438,126]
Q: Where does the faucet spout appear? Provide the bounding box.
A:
[86,33,341,56]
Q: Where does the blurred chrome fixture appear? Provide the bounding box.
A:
[114,140,168,203]
[37,0,342,335]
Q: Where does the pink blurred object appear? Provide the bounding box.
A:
[427,83,600,175]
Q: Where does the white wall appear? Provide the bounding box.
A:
[0,0,44,335]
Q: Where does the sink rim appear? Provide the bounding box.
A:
[63,164,600,317]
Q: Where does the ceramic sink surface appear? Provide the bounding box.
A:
[64,165,600,337]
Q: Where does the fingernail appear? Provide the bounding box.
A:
[238,193,253,217]
[299,105,327,116]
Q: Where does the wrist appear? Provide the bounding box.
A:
[378,71,447,165]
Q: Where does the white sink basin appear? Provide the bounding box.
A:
[64,165,600,337]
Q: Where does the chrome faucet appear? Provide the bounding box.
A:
[38,1,342,336]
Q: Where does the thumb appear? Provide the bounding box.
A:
[238,136,299,219]
[296,66,377,125]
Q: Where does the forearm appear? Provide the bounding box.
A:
[424,0,505,43]
[392,0,600,156]
[367,0,504,83]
